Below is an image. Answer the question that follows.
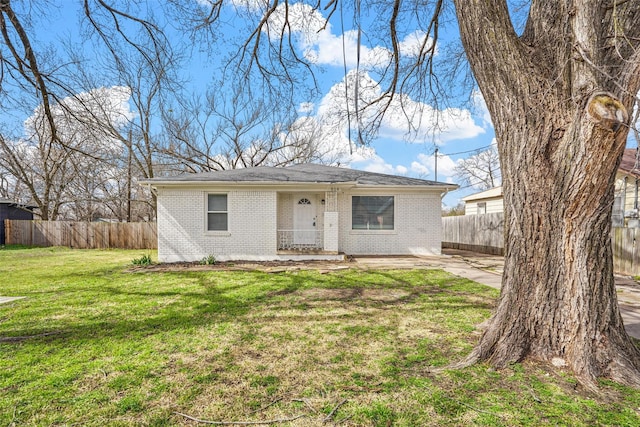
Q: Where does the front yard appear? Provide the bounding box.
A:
[1,246,639,426]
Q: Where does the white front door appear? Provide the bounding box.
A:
[293,195,316,245]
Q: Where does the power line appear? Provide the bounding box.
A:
[437,142,496,157]
[433,142,497,182]
[448,172,503,193]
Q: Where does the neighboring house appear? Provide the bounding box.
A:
[0,199,35,245]
[461,148,640,224]
[613,148,640,226]
[140,163,457,262]
[461,186,503,215]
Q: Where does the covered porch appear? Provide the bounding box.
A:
[276,189,340,256]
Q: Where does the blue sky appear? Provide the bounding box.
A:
[199,0,499,206]
[10,1,500,207]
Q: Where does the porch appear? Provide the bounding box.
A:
[276,190,340,255]
[277,229,324,251]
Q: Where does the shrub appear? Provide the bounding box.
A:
[131,253,153,266]
[200,254,216,265]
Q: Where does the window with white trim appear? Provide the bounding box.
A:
[207,194,228,231]
[477,202,487,215]
[352,196,394,230]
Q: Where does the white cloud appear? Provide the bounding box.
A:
[398,30,437,57]
[410,152,457,181]
[227,0,267,12]
[315,70,484,147]
[298,102,315,114]
[277,69,486,175]
[262,3,327,41]
[24,86,134,153]
[258,5,435,70]
[410,160,429,175]
[376,99,485,144]
[302,29,393,68]
[472,89,493,128]
[347,150,410,176]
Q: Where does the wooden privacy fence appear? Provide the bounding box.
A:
[442,213,505,255]
[611,227,640,276]
[443,213,640,276]
[4,220,157,249]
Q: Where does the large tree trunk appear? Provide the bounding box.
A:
[453,0,640,389]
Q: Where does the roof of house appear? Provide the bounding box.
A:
[0,198,26,206]
[0,198,37,210]
[461,186,503,202]
[619,148,640,178]
[140,163,458,189]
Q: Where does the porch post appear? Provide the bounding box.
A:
[323,189,339,253]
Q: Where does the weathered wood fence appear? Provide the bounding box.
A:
[3,220,157,249]
[442,213,505,255]
[443,213,640,276]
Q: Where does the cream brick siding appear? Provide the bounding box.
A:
[323,211,339,252]
[338,191,443,256]
[277,193,293,230]
[156,186,444,261]
[157,188,277,262]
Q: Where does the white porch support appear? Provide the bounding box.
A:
[323,188,339,253]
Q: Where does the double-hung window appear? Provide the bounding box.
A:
[207,194,228,231]
[352,196,394,230]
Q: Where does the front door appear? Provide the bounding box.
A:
[293,195,316,245]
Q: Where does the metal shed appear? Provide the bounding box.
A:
[0,199,35,245]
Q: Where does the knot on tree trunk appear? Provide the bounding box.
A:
[586,92,628,132]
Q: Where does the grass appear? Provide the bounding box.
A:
[1,246,639,426]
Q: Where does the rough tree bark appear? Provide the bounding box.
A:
[452,0,640,388]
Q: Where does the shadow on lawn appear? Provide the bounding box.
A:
[0,269,495,344]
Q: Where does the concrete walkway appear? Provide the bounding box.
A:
[0,296,25,305]
[358,249,640,340]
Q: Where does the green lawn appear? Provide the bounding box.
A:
[1,246,639,426]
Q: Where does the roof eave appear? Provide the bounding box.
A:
[138,180,357,187]
[138,180,457,191]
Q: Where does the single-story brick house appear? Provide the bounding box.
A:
[140,164,457,262]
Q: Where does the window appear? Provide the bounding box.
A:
[207,194,228,231]
[477,202,487,215]
[352,196,394,230]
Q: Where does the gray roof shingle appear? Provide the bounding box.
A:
[142,163,457,188]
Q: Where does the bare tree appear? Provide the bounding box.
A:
[453,146,501,190]
[0,86,132,220]
[0,1,171,221]
[161,83,334,172]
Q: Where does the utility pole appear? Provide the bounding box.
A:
[126,129,132,223]
[434,147,438,181]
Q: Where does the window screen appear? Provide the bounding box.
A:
[207,194,228,231]
[352,196,394,230]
